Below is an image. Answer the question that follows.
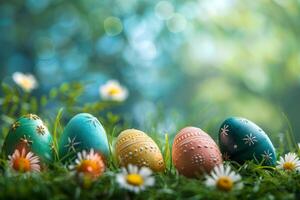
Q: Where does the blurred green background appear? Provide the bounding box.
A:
[1,0,300,144]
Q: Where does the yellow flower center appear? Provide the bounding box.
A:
[216,176,233,191]
[20,78,33,90]
[108,87,121,96]
[13,157,31,172]
[126,174,144,186]
[283,162,296,171]
[77,160,103,178]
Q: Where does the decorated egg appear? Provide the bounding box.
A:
[172,127,223,178]
[218,117,276,165]
[115,129,165,172]
[58,113,109,162]
[3,114,53,163]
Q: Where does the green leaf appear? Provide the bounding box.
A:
[30,97,38,113]
[59,83,70,92]
[49,88,58,99]
[40,95,48,107]
[1,83,12,95]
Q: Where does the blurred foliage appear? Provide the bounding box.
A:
[1,0,300,145]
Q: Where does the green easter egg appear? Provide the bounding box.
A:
[3,114,54,163]
[219,117,276,166]
[58,113,109,162]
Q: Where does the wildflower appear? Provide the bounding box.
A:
[69,149,105,179]
[205,164,243,192]
[276,152,300,172]
[116,164,155,193]
[12,72,38,92]
[8,148,40,173]
[99,80,128,102]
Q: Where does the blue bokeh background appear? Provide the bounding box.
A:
[1,0,300,141]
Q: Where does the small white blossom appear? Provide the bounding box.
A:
[100,80,128,102]
[12,72,38,92]
[276,152,300,172]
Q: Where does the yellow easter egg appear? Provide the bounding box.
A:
[115,129,165,172]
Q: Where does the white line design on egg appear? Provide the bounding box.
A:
[220,124,229,137]
[85,116,101,128]
[65,136,81,152]
[242,133,257,146]
[261,150,273,161]
[223,152,230,160]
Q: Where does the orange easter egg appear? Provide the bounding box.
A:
[172,127,223,178]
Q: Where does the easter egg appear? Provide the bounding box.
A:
[115,129,165,172]
[172,127,223,178]
[3,114,53,163]
[58,113,109,162]
[218,117,276,165]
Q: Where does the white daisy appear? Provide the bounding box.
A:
[205,164,243,192]
[69,149,105,179]
[276,152,300,172]
[8,148,40,173]
[99,80,128,102]
[12,72,38,92]
[116,164,155,193]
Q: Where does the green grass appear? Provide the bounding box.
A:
[1,82,300,200]
[0,160,299,200]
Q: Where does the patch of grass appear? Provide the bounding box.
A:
[0,160,299,200]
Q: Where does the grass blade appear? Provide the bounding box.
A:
[53,108,64,160]
[164,133,171,171]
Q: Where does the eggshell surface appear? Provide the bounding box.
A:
[172,127,223,178]
[3,114,53,163]
[219,117,276,165]
[58,113,109,162]
[115,129,165,172]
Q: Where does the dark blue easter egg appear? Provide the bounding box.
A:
[219,117,276,165]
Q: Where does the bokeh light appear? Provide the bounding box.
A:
[104,17,123,36]
[155,1,174,20]
[166,13,187,33]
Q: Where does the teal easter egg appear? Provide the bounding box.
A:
[58,113,109,162]
[3,114,54,163]
[219,117,276,165]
